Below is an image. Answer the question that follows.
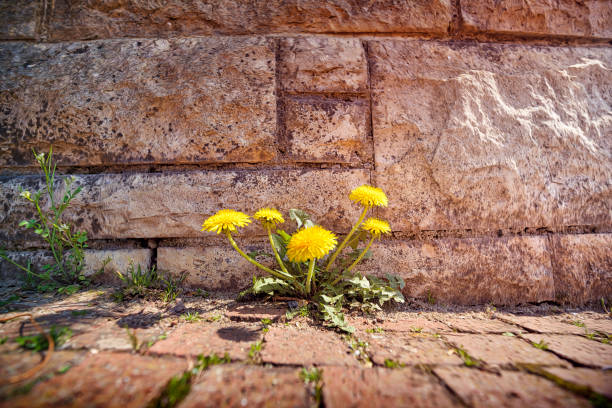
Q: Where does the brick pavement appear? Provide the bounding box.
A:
[0,289,610,407]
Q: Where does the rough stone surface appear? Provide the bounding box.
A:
[225,303,287,323]
[261,326,357,366]
[280,37,368,93]
[498,314,587,335]
[551,234,612,304]
[48,0,453,40]
[522,333,612,367]
[444,318,520,334]
[0,37,276,167]
[461,0,612,39]
[181,365,311,408]
[444,334,569,366]
[66,320,166,351]
[362,237,554,305]
[545,367,612,399]
[351,317,450,334]
[0,0,38,40]
[322,366,458,408]
[581,318,612,334]
[284,97,371,164]
[364,333,463,366]
[149,322,262,360]
[0,169,368,243]
[157,246,269,290]
[370,40,612,232]
[434,366,591,408]
[0,352,187,408]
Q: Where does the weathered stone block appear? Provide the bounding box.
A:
[362,236,554,305]
[370,40,612,232]
[550,233,612,305]
[0,169,368,242]
[157,246,269,290]
[522,333,612,367]
[280,37,368,93]
[0,0,39,40]
[48,0,453,40]
[284,97,370,164]
[0,37,276,167]
[461,0,612,39]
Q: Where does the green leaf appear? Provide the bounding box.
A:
[277,229,292,241]
[270,233,287,258]
[251,276,294,296]
[289,209,315,229]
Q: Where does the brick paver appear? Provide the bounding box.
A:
[322,366,459,407]
[498,315,586,335]
[444,318,520,334]
[444,334,569,366]
[544,367,612,399]
[351,317,450,334]
[180,365,312,408]
[225,303,288,323]
[149,322,262,360]
[434,366,590,408]
[522,334,612,367]
[0,352,187,408]
[363,332,463,366]
[261,326,358,366]
[580,318,612,335]
[66,320,165,351]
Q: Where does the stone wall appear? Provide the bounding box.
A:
[1,0,610,305]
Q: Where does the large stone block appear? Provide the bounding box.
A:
[461,0,612,39]
[361,236,554,305]
[284,97,371,164]
[551,233,612,305]
[0,37,276,167]
[48,0,452,40]
[370,40,612,232]
[0,0,39,40]
[280,37,368,93]
[0,169,369,242]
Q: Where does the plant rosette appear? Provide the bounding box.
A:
[201,185,405,333]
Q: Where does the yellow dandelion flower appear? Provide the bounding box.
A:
[286,225,337,263]
[201,209,251,234]
[349,185,388,208]
[254,208,285,226]
[361,218,391,238]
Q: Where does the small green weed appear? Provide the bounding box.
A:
[70,309,89,317]
[0,337,7,345]
[248,341,263,363]
[532,340,549,350]
[125,327,140,351]
[571,320,585,328]
[426,291,436,305]
[16,326,72,352]
[195,353,231,371]
[300,367,323,406]
[286,305,310,320]
[502,332,515,337]
[0,294,20,308]
[366,327,384,334]
[410,327,423,333]
[384,358,405,369]
[206,314,222,322]
[181,311,201,323]
[57,364,72,374]
[114,262,185,303]
[192,288,209,298]
[456,347,479,367]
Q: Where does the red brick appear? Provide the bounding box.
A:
[444,318,520,334]
[149,322,262,360]
[434,366,590,408]
[363,332,463,366]
[322,366,458,407]
[1,352,187,408]
[180,365,312,408]
[522,334,612,368]
[445,334,569,366]
[498,315,586,335]
[544,367,612,399]
[261,326,357,366]
[66,320,166,351]
[351,316,450,334]
[225,303,287,323]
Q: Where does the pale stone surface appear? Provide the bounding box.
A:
[444,318,520,334]
[498,314,587,334]
[0,0,38,40]
[445,334,569,366]
[545,367,612,399]
[323,366,458,408]
[522,333,612,367]
[370,40,612,232]
[0,37,276,167]
[350,317,450,334]
[284,97,371,164]
[362,236,554,305]
[434,366,590,408]
[0,169,368,242]
[48,0,453,40]
[461,0,612,39]
[182,365,311,408]
[551,234,612,305]
[157,246,269,290]
[280,37,368,93]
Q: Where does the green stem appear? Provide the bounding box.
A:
[0,252,45,279]
[225,231,302,291]
[325,206,369,272]
[331,236,375,285]
[266,225,289,276]
[305,259,316,295]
